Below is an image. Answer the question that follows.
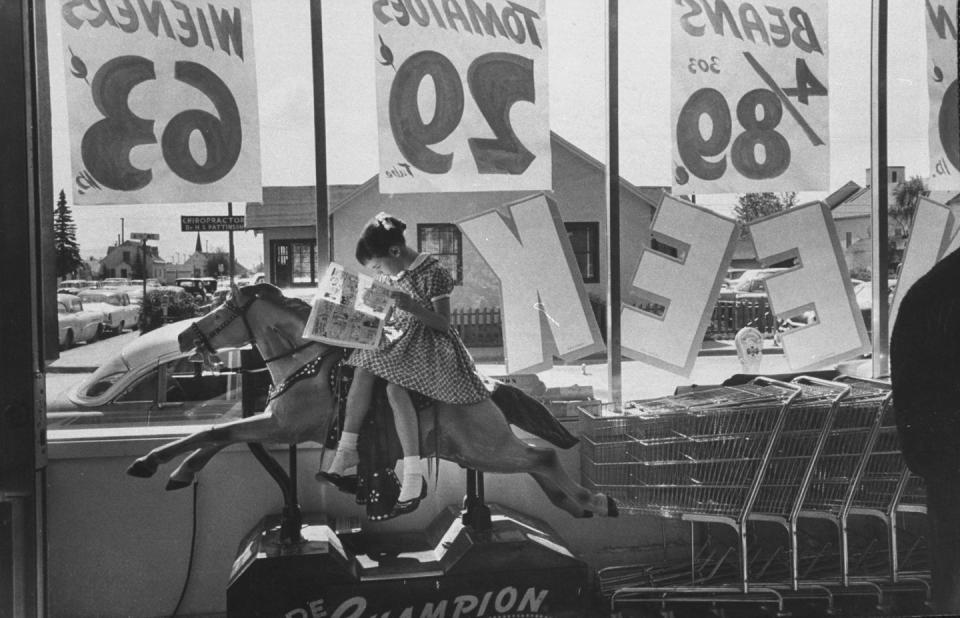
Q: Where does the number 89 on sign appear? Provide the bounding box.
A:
[673,52,829,193]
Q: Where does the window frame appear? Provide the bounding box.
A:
[564,221,601,284]
[417,223,463,285]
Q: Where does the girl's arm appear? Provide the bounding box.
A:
[391,291,451,332]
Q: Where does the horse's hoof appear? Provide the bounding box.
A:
[126,458,158,478]
[607,495,619,517]
[165,478,192,491]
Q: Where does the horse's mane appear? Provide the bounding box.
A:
[240,283,312,321]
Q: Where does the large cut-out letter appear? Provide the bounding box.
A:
[622,193,739,375]
[749,202,869,370]
[891,197,959,327]
[458,193,604,373]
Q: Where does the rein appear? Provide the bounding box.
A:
[189,290,335,403]
[189,293,317,363]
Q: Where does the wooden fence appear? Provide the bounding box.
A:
[450,307,503,347]
[452,297,777,348]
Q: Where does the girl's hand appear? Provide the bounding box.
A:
[390,290,416,312]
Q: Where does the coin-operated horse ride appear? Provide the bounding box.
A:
[126,284,616,617]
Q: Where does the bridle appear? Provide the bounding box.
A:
[188,292,316,364]
[188,289,339,404]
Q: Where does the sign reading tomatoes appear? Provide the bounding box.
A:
[373,0,550,194]
[670,0,829,193]
[925,0,959,191]
[60,0,262,205]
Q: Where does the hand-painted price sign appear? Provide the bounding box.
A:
[925,0,959,190]
[670,0,829,193]
[373,0,550,194]
[60,0,262,205]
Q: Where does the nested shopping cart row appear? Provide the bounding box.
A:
[581,375,930,615]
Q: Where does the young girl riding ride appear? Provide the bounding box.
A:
[321,213,490,518]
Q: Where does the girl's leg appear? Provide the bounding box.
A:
[386,383,425,505]
[326,368,376,476]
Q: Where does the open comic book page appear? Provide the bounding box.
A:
[302,263,395,349]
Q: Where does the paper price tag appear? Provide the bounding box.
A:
[670,0,829,193]
[373,0,550,194]
[60,0,262,205]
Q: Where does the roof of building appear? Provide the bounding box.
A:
[245,132,667,229]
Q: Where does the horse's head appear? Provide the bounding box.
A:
[178,283,255,353]
[177,283,316,360]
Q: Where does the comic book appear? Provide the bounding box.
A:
[302,262,396,349]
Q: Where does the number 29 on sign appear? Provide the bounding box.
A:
[384,43,537,176]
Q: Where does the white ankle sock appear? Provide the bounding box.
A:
[398,456,423,502]
[328,432,359,474]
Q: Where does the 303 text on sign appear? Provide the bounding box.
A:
[670,0,830,194]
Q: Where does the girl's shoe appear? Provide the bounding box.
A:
[391,477,428,518]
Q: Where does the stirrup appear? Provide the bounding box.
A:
[315,470,358,494]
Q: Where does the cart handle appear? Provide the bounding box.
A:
[790,374,853,402]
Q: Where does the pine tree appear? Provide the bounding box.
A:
[54,189,83,278]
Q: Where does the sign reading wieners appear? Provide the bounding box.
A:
[60,0,262,205]
[181,215,245,232]
[373,0,550,194]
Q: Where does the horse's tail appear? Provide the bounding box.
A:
[490,384,579,449]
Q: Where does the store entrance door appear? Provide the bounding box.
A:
[271,241,292,288]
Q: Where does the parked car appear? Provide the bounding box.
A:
[77,289,141,335]
[58,279,100,295]
[139,286,200,333]
[238,272,265,287]
[102,277,131,287]
[56,293,103,349]
[46,320,269,428]
[175,277,217,302]
[718,268,789,301]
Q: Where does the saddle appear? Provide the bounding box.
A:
[323,361,578,520]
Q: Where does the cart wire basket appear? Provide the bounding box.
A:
[584,374,932,617]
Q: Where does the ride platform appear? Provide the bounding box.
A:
[227,504,590,617]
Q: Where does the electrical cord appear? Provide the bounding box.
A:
[170,479,199,617]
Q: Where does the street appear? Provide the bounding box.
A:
[46,323,796,409]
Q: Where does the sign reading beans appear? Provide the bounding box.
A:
[60,0,262,205]
[373,0,550,194]
[925,0,959,190]
[670,0,829,193]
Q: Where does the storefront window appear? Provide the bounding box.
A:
[565,222,599,283]
[418,224,462,284]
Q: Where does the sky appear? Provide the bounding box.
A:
[46,0,931,267]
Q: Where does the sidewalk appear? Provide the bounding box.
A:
[473,339,791,403]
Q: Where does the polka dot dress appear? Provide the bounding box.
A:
[347,254,489,405]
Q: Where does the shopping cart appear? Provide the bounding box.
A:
[740,375,852,592]
[588,374,932,617]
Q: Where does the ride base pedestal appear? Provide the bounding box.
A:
[227,504,589,618]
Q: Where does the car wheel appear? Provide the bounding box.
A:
[90,324,102,342]
[63,330,74,350]
[118,320,125,334]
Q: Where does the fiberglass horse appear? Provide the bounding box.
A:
[126,283,617,519]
